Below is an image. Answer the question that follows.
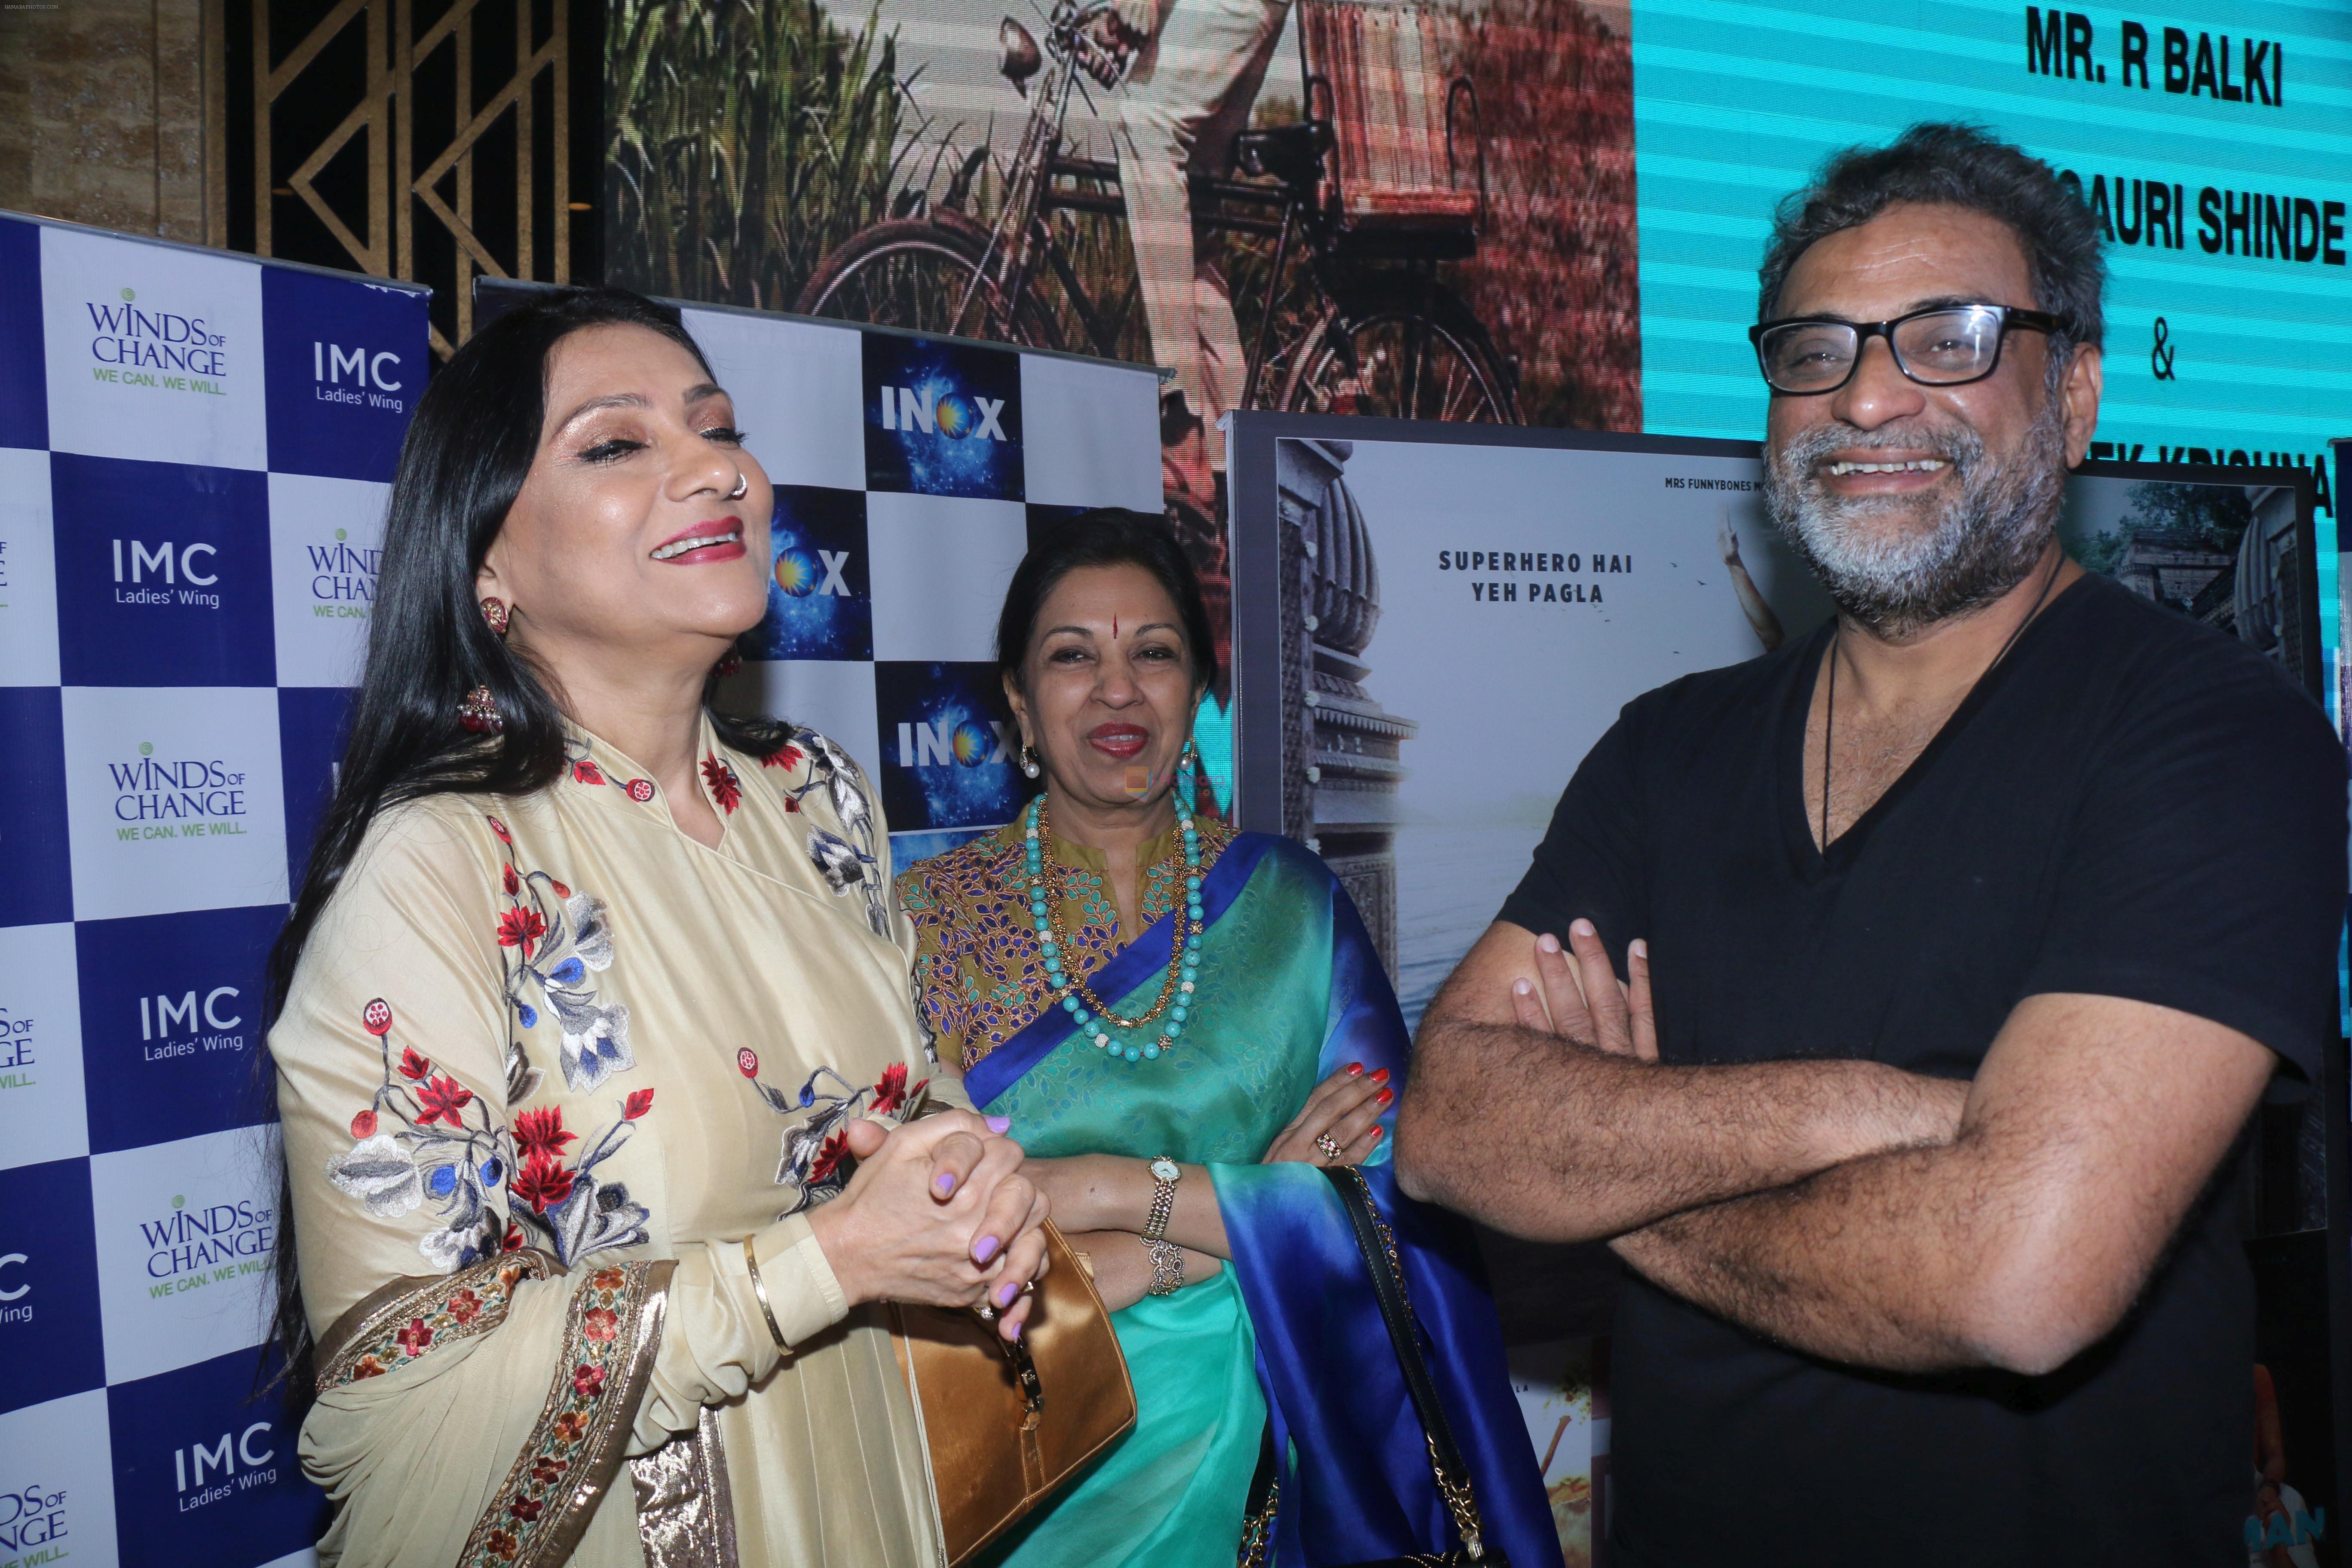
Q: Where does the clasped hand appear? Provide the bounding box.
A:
[806,1110,1049,1341]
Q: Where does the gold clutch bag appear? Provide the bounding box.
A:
[893,1219,1137,1565]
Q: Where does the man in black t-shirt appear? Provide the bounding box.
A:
[1395,124,2346,1567]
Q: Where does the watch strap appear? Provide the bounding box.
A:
[1142,1157,1178,1242]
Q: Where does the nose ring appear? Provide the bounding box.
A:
[728,472,748,500]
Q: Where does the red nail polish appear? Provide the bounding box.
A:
[1346,1062,1363,1075]
[1377,1087,1394,1106]
[1370,1126,1384,1141]
[1369,1067,1390,1083]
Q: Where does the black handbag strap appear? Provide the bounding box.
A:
[1321,1164,1491,1562]
[1232,1169,1496,1566]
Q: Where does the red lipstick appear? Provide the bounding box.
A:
[1087,722,1148,760]
[649,517,747,564]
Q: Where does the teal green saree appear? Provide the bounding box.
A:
[900,821,1556,1568]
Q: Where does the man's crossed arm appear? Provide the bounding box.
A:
[1395,919,2274,1376]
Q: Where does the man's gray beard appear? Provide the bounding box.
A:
[1763,395,2068,637]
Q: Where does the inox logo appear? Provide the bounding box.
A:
[878,383,1008,441]
[897,718,1013,768]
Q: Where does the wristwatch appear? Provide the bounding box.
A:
[1143,1155,1180,1242]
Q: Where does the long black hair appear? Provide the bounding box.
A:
[259,286,787,1403]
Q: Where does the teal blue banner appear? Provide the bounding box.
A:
[1632,0,2349,517]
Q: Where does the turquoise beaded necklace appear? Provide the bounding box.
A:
[1023,743,1206,1063]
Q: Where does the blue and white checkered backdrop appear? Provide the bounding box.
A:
[0,217,1160,1568]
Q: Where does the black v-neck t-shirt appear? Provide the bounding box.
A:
[1499,572,2346,1567]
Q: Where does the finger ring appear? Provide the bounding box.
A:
[1314,1133,1343,1162]
[977,1303,997,1321]
[1020,1279,1036,1295]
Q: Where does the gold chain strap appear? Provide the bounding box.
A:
[1338,1166,1490,1562]
[1236,1478,1279,1568]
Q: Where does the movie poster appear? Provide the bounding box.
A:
[603,0,1641,515]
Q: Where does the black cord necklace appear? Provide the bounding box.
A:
[1820,549,2064,850]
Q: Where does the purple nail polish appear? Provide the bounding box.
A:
[1007,1319,1023,1342]
[935,1173,957,1197]
[986,1115,1012,1134]
[997,1281,1020,1308]
[974,1234,1000,1263]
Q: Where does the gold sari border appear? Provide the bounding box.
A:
[459,1258,676,1568]
[315,1251,558,1396]
[628,1404,741,1568]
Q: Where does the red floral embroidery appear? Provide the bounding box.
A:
[502,863,519,895]
[398,1047,431,1081]
[808,1130,853,1186]
[416,1075,475,1127]
[783,796,801,812]
[702,752,742,815]
[488,816,512,845]
[625,779,655,803]
[497,907,546,957]
[361,998,394,1036]
[737,1048,759,1077]
[453,1260,646,1565]
[514,1155,575,1213]
[870,1062,927,1116]
[501,1221,525,1253]
[513,1107,577,1161]
[571,758,605,785]
[319,1258,550,1398]
[349,1109,378,1139]
[763,744,804,772]
[622,1088,655,1121]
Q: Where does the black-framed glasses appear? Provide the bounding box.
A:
[1747,304,2063,395]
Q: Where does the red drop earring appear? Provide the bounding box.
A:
[459,685,505,734]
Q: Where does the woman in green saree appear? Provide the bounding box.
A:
[898,512,1557,1568]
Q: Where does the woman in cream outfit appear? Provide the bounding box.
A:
[266,287,1050,1568]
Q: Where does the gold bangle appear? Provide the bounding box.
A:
[744,1235,791,1357]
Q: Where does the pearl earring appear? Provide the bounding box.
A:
[1020,744,1041,780]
